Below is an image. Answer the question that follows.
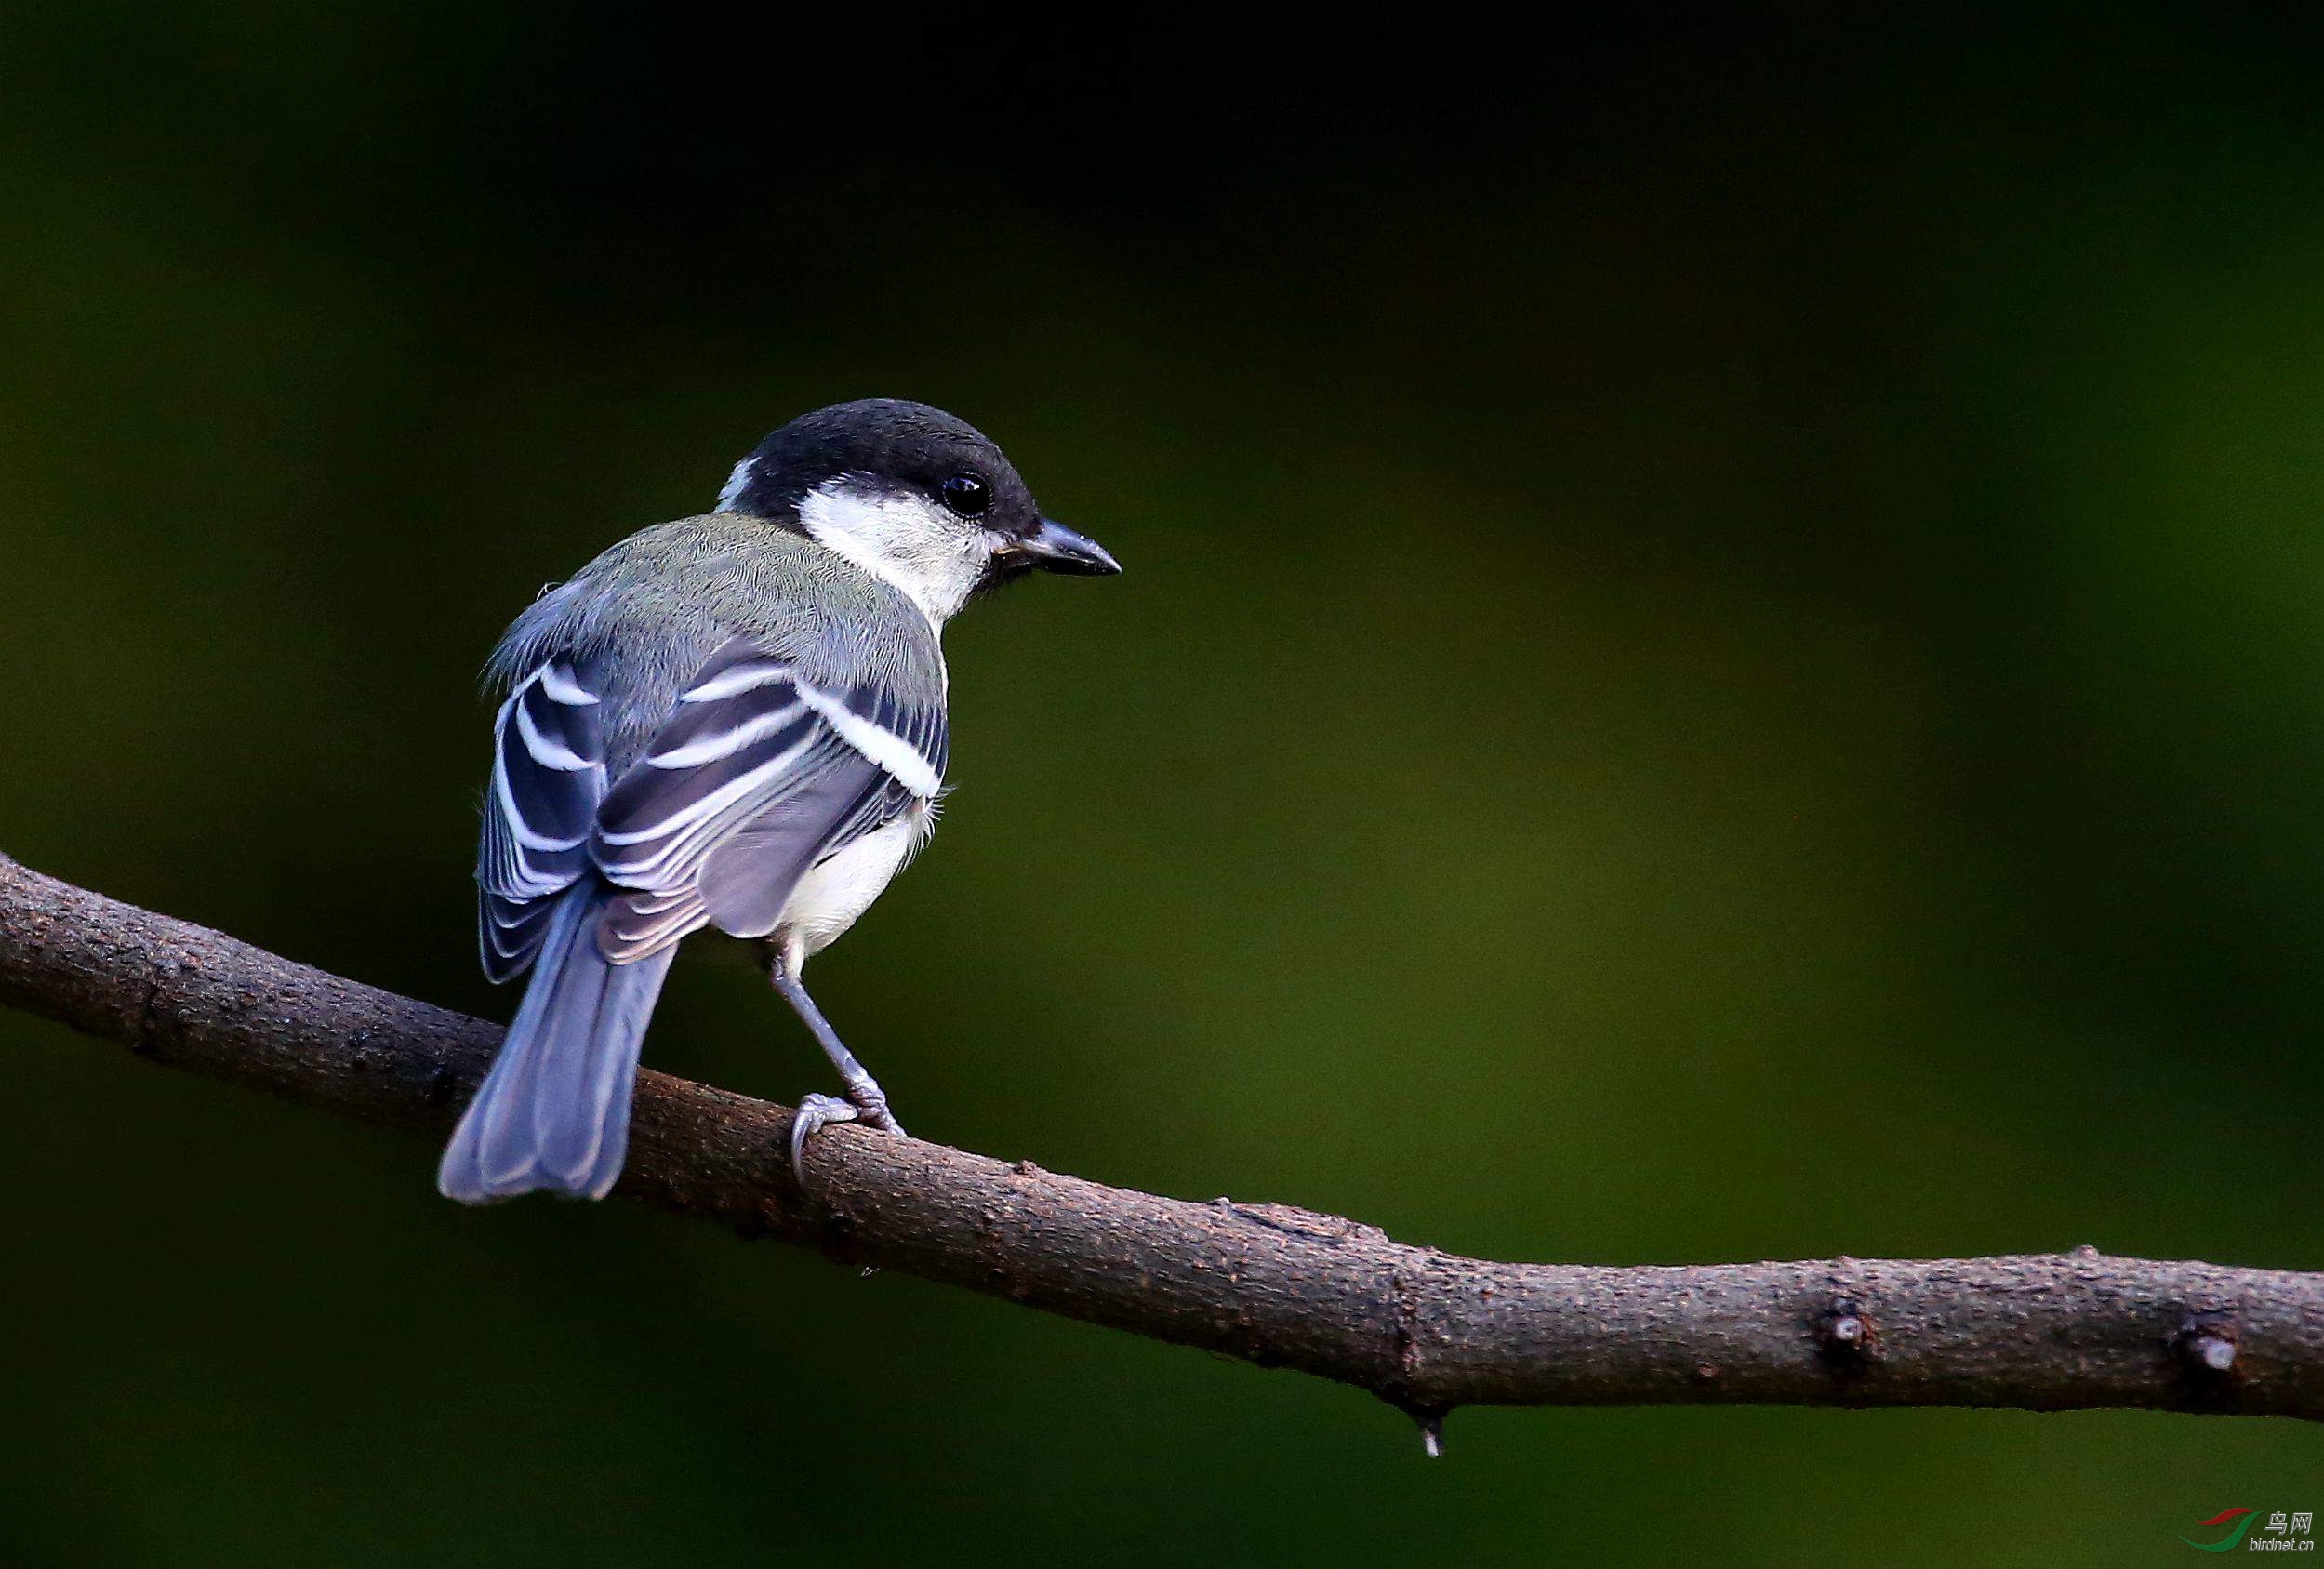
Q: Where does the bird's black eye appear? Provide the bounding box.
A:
[939,474,989,518]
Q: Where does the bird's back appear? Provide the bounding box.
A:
[487,513,948,776]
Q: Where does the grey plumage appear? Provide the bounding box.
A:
[438,400,1117,1205]
[442,519,948,1204]
[478,650,609,981]
[489,516,948,774]
[593,633,937,959]
[440,886,674,1200]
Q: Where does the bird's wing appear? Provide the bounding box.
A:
[589,634,947,962]
[476,652,612,981]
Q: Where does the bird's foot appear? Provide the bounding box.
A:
[789,1084,907,1183]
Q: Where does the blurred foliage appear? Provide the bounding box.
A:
[2,5,2321,1565]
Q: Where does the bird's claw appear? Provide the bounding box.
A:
[789,1088,907,1184]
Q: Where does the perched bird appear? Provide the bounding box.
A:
[438,399,1120,1203]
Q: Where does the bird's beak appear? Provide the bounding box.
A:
[1010,518,1122,576]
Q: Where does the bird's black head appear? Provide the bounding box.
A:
[716,400,1119,614]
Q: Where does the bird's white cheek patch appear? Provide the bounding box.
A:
[795,481,995,625]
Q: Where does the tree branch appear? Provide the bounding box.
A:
[3,852,2318,1432]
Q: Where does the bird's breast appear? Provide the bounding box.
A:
[777,800,937,956]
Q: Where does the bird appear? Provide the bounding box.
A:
[437,398,1120,1203]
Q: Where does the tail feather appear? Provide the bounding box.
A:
[439,885,674,1203]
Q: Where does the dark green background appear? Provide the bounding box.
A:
[3,6,2319,1563]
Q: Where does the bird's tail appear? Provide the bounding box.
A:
[438,884,674,1203]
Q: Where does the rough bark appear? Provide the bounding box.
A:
[3,852,2317,1429]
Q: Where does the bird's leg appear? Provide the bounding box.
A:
[767,950,906,1179]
